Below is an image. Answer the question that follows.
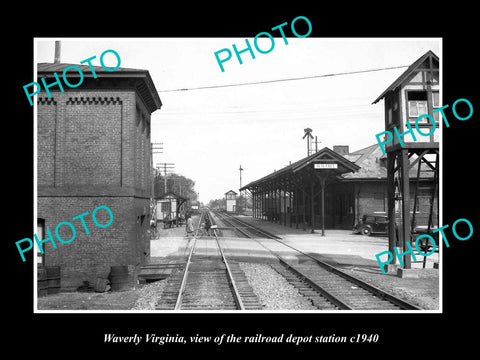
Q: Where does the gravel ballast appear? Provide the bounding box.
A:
[132,262,318,311]
[131,280,167,310]
[239,262,317,310]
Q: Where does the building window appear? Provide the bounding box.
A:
[407,91,438,137]
[432,91,440,123]
[386,98,393,125]
[141,113,146,133]
[408,91,428,119]
[373,192,385,212]
[413,196,431,213]
[161,202,171,212]
[136,106,141,126]
[408,100,428,117]
[37,218,45,266]
[387,107,393,125]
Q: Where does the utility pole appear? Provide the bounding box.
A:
[314,136,321,153]
[239,165,243,213]
[149,142,164,227]
[156,162,174,195]
[151,143,164,199]
[151,143,164,155]
[303,128,314,156]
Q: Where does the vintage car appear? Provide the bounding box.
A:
[353,214,388,236]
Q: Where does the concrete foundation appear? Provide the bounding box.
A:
[397,268,420,278]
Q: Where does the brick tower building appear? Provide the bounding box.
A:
[36,61,162,290]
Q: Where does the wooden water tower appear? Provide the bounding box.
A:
[373,50,440,272]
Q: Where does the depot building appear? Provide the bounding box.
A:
[240,144,438,234]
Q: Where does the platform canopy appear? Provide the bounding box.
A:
[241,147,360,192]
[241,147,360,235]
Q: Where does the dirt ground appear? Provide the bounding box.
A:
[343,267,439,310]
[37,289,140,310]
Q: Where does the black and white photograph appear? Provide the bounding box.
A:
[32,37,442,314]
[6,7,479,355]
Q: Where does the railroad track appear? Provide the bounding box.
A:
[156,210,262,310]
[212,210,421,311]
[212,211,282,239]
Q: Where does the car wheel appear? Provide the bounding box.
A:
[361,227,372,236]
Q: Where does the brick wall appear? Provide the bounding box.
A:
[37,87,154,290]
[38,98,57,186]
[356,181,438,227]
[63,97,122,186]
[37,90,143,191]
[38,196,150,290]
[356,182,387,218]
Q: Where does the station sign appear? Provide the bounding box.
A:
[314,163,338,169]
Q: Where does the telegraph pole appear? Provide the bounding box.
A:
[314,136,321,153]
[303,128,314,156]
[239,165,244,213]
[151,143,163,199]
[151,142,164,155]
[156,162,175,195]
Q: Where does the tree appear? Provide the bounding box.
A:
[207,194,251,212]
[154,172,197,201]
[208,198,226,210]
[236,193,252,212]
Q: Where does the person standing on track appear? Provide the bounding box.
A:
[186,215,194,237]
[204,214,212,237]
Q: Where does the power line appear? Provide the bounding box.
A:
[157,65,409,93]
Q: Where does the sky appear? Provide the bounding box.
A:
[35,37,441,203]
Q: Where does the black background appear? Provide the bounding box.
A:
[6,3,477,355]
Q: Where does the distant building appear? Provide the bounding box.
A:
[37,61,162,290]
[225,190,237,212]
[156,192,186,226]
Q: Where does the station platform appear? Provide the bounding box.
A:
[149,214,440,272]
[234,215,440,270]
[149,227,282,264]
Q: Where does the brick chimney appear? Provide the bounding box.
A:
[333,145,349,155]
[54,41,61,64]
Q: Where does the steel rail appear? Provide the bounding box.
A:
[214,214,252,238]
[213,210,421,310]
[174,211,204,310]
[219,212,282,239]
[208,212,245,310]
[214,211,351,309]
[277,258,352,310]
